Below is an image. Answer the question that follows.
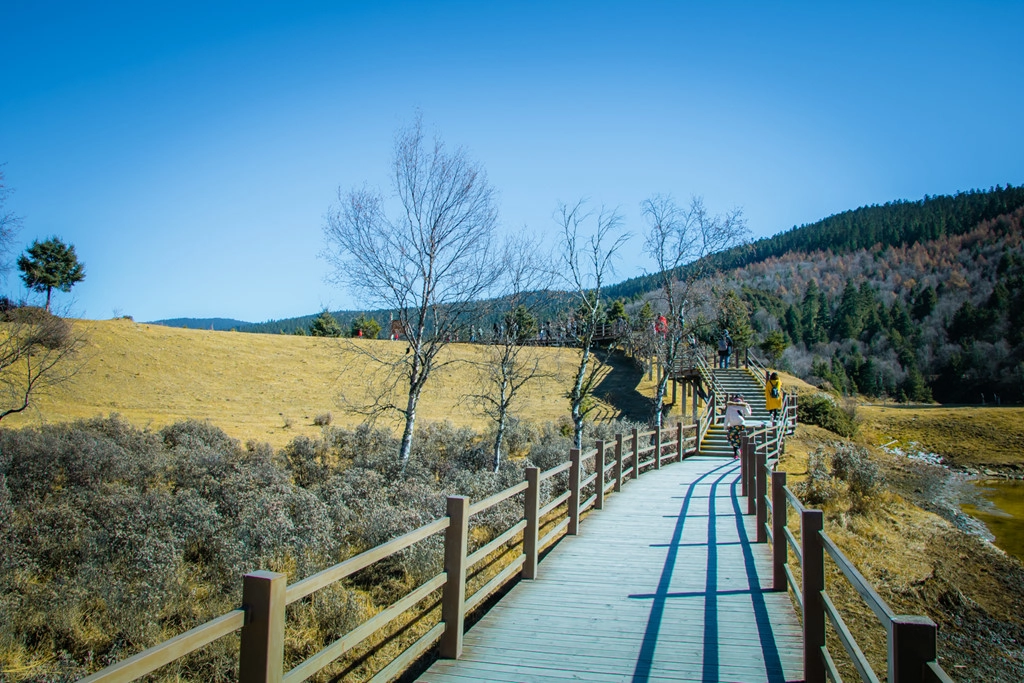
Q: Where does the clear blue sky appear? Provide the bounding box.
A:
[2,1,1022,323]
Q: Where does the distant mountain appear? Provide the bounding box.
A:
[149,317,254,331]
[604,184,1024,302]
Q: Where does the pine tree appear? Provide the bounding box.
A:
[309,310,343,337]
[17,237,85,312]
[350,313,381,339]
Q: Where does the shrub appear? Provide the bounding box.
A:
[798,392,857,437]
[831,442,881,499]
[796,447,841,506]
[313,411,332,427]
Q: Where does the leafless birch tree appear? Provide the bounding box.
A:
[323,118,498,465]
[468,234,554,471]
[557,200,629,449]
[642,195,747,429]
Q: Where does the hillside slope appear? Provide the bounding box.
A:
[3,320,602,448]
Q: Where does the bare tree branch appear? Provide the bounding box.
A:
[640,194,748,428]
[556,200,629,448]
[323,116,499,464]
[464,233,556,470]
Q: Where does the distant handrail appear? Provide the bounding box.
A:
[75,421,698,683]
[745,348,769,388]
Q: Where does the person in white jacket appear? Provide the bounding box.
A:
[724,394,752,458]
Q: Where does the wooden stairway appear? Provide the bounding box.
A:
[700,368,772,457]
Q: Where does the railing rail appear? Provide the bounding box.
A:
[76,420,698,683]
[743,416,954,683]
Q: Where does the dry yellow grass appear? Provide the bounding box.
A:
[3,319,613,448]
[857,404,1024,469]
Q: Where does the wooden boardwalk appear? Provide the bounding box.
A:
[417,456,803,683]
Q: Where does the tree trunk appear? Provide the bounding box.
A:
[653,369,668,430]
[45,286,52,312]
[569,344,591,450]
[399,379,424,466]
[493,413,505,472]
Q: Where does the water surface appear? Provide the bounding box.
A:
[962,479,1024,564]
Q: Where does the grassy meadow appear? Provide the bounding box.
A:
[3,319,615,447]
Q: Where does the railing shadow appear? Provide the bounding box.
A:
[627,460,787,683]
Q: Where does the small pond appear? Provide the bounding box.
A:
[961,479,1024,564]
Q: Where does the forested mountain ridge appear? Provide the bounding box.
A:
[726,207,1024,403]
[606,184,1024,302]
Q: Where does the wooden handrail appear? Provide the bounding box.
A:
[540,460,572,480]
[468,481,529,516]
[77,609,246,683]
[467,520,527,568]
[287,517,450,605]
[821,533,896,625]
[284,572,447,683]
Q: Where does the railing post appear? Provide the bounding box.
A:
[523,467,540,580]
[569,449,581,535]
[756,442,768,543]
[440,496,469,659]
[614,433,623,491]
[239,571,286,683]
[772,471,787,591]
[654,427,662,470]
[889,616,938,683]
[746,437,757,516]
[676,422,684,461]
[692,381,698,430]
[739,434,749,496]
[631,428,639,481]
[802,509,826,683]
[595,440,606,510]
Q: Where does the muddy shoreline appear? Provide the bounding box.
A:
[883,449,1023,557]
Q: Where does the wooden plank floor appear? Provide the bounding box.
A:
[416,456,804,682]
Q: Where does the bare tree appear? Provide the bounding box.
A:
[557,200,629,449]
[641,195,747,429]
[323,117,499,465]
[0,308,83,420]
[468,234,554,471]
[0,167,85,420]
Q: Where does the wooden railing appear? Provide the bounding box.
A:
[745,348,769,387]
[77,423,700,683]
[741,419,954,683]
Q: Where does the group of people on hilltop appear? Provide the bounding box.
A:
[722,370,785,458]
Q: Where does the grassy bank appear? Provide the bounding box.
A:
[858,404,1024,472]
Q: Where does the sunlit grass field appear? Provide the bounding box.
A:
[3,319,609,448]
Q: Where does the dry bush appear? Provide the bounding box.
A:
[0,413,635,681]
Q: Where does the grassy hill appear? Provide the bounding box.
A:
[3,319,616,448]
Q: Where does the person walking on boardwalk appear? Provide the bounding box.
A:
[765,371,783,423]
[724,394,751,458]
[718,329,732,369]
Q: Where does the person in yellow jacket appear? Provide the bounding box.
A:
[765,371,783,423]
